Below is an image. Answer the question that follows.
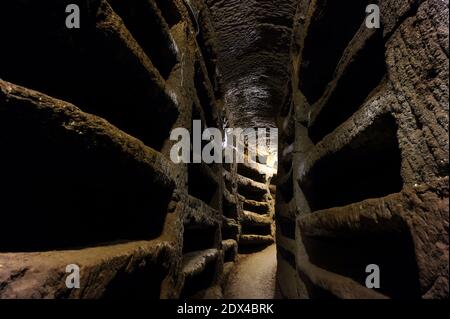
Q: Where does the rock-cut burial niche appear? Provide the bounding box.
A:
[194,61,216,128]
[188,104,220,210]
[241,223,272,237]
[308,30,386,144]
[278,168,294,203]
[154,0,182,28]
[237,181,268,203]
[101,252,170,299]
[0,96,175,252]
[188,164,220,210]
[300,114,403,212]
[298,0,374,105]
[108,0,179,80]
[0,1,179,152]
[301,224,421,298]
[183,225,218,255]
[181,225,218,298]
[237,163,267,183]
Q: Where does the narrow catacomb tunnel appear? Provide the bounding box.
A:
[0,0,448,300]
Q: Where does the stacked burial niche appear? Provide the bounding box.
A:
[0,0,233,299]
[276,0,449,299]
[224,132,278,253]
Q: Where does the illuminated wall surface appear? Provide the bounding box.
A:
[0,0,448,300]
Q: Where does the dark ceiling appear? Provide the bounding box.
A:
[206,0,297,128]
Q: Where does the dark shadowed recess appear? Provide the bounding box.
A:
[241,224,272,237]
[308,31,387,143]
[300,114,403,212]
[102,251,170,299]
[299,0,373,105]
[154,0,182,28]
[0,99,174,252]
[180,259,217,298]
[183,225,217,254]
[108,0,179,80]
[302,228,421,299]
[188,165,220,210]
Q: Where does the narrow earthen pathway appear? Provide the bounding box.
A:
[224,245,277,299]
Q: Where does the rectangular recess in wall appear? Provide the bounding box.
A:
[241,224,272,237]
[243,201,270,215]
[222,218,240,241]
[0,0,178,152]
[188,164,220,210]
[298,0,372,105]
[194,62,216,128]
[184,1,216,87]
[224,248,236,263]
[237,164,266,183]
[0,86,175,252]
[300,114,403,212]
[154,0,182,28]
[296,268,340,299]
[180,254,217,299]
[237,182,267,203]
[278,168,294,203]
[301,229,421,299]
[183,225,217,254]
[197,30,217,89]
[102,254,169,299]
[308,32,386,144]
[108,0,179,80]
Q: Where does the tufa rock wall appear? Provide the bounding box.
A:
[276,0,449,299]
[0,0,231,299]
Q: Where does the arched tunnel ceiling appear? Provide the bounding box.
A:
[206,0,297,128]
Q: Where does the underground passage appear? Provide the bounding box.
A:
[0,0,448,300]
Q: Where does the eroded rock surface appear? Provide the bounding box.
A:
[276,0,449,299]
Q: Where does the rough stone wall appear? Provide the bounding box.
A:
[0,0,228,299]
[276,0,449,299]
